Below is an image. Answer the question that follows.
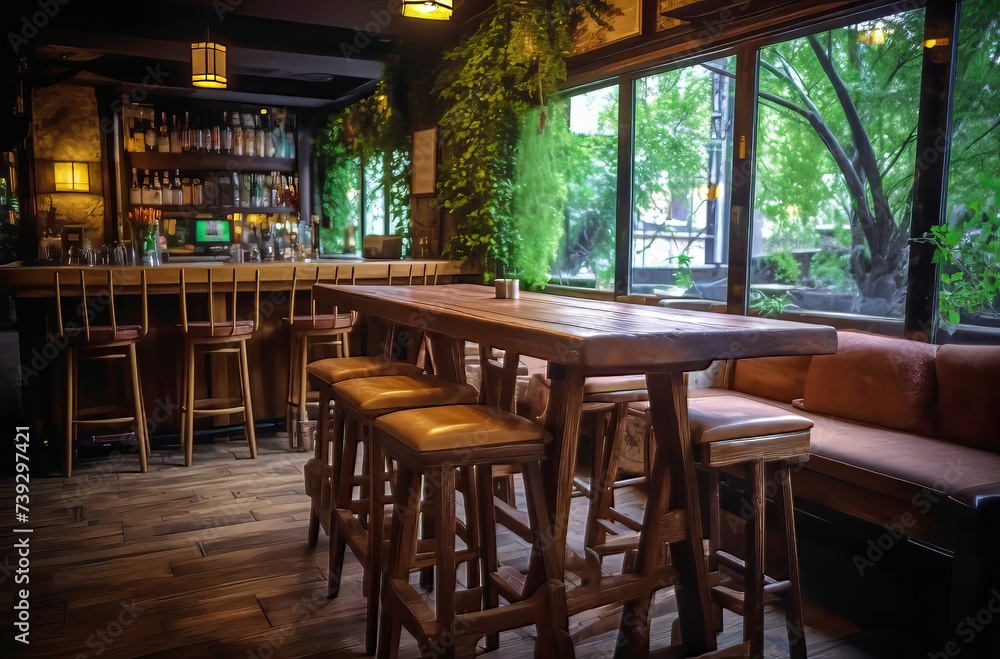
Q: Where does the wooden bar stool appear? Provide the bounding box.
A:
[285,265,356,449]
[687,395,812,659]
[178,268,260,467]
[55,269,149,477]
[374,404,571,659]
[326,373,479,655]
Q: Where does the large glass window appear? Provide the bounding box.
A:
[631,55,736,299]
[751,9,925,318]
[550,84,619,290]
[937,0,1000,335]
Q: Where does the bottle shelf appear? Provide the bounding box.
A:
[129,152,295,171]
[130,204,297,215]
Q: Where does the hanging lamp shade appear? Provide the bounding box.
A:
[401,0,453,20]
[191,42,227,88]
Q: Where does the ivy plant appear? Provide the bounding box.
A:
[434,0,616,280]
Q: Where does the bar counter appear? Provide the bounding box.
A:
[1,259,464,471]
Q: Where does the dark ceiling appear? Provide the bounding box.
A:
[7,0,491,110]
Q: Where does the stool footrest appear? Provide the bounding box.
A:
[490,565,527,602]
[494,496,532,543]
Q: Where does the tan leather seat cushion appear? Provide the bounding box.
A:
[801,331,938,436]
[705,390,1000,510]
[306,357,424,385]
[375,405,547,453]
[688,395,812,444]
[331,374,478,413]
[733,355,812,404]
[584,375,648,396]
[935,344,1000,453]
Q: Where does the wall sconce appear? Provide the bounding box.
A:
[401,0,453,20]
[192,41,227,88]
[53,162,90,192]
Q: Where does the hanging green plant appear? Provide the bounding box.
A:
[434,0,617,280]
[314,73,412,254]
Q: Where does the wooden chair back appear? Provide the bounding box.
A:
[288,265,357,329]
[179,267,260,336]
[388,262,438,286]
[54,268,148,343]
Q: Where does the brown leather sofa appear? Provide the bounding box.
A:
[697,331,1000,655]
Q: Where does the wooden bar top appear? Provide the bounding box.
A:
[0,259,464,297]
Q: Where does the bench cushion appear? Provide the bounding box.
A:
[936,344,1000,453]
[732,355,812,404]
[800,331,938,436]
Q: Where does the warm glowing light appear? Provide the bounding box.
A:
[401,0,453,20]
[858,23,888,46]
[53,162,89,192]
[191,42,227,88]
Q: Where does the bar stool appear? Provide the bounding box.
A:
[327,373,479,655]
[285,265,356,448]
[55,269,149,477]
[374,404,571,659]
[687,395,812,659]
[178,268,260,466]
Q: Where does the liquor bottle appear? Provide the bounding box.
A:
[151,169,163,205]
[158,111,171,152]
[131,117,145,153]
[140,169,153,205]
[182,111,192,152]
[219,173,233,207]
[170,115,182,153]
[222,112,232,154]
[211,112,221,153]
[162,171,172,205]
[194,116,204,152]
[255,114,266,157]
[129,168,141,205]
[173,170,183,205]
[144,116,156,152]
[202,115,212,154]
[231,172,240,207]
[286,113,295,160]
[232,112,243,156]
[245,113,256,157]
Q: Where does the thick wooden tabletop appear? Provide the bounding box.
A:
[313,284,838,372]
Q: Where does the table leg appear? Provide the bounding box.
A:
[624,370,715,655]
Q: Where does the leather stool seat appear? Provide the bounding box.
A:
[689,396,813,443]
[60,324,142,345]
[375,404,549,461]
[583,374,647,398]
[284,313,353,330]
[331,374,478,414]
[306,356,425,386]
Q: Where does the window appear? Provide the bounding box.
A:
[631,55,736,300]
[550,84,619,290]
[937,0,1000,334]
[750,9,925,318]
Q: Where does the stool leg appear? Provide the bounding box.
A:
[297,333,310,438]
[434,466,457,659]
[377,464,421,659]
[307,386,332,548]
[286,332,298,448]
[329,409,355,598]
[65,347,75,478]
[707,470,724,633]
[184,342,196,467]
[127,343,148,473]
[239,340,258,459]
[477,463,500,652]
[365,426,386,655]
[776,463,807,659]
[744,458,766,658]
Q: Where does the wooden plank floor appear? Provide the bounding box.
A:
[1,434,886,658]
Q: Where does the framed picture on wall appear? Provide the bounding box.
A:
[411,127,438,196]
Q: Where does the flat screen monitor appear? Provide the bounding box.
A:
[193,219,232,244]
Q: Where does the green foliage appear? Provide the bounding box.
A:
[924,175,1000,325]
[750,289,790,316]
[808,250,856,291]
[512,105,567,290]
[435,0,617,279]
[314,76,410,254]
[672,253,695,291]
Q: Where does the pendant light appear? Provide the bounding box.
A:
[192,8,227,89]
[401,0,453,20]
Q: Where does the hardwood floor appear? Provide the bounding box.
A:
[1,434,886,658]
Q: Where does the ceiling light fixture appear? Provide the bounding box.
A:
[401,0,453,21]
[192,8,227,89]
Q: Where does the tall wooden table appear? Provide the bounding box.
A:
[313,283,837,656]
